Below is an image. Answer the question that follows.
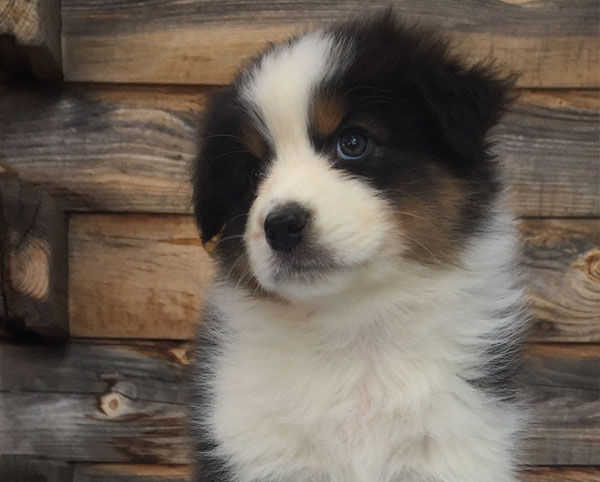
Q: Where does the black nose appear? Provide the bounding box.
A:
[264,203,308,252]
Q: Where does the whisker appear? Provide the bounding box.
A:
[401,232,440,263]
[213,234,246,248]
[208,150,251,164]
[342,85,402,97]
[197,134,242,141]
[389,211,429,223]
[225,252,249,281]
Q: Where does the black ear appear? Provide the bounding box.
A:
[416,61,516,167]
[192,87,242,244]
[195,194,227,244]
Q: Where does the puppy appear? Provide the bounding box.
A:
[190,14,527,482]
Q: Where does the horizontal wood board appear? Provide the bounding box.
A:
[0,341,598,465]
[0,86,598,217]
[71,464,600,482]
[74,464,190,482]
[61,0,600,87]
[68,215,599,341]
[69,214,212,339]
[0,456,73,482]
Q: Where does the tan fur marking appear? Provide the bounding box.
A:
[393,167,468,265]
[241,124,268,159]
[312,94,347,137]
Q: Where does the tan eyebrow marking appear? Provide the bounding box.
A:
[312,94,347,137]
[240,123,268,160]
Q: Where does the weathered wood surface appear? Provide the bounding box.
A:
[0,173,68,337]
[521,219,600,343]
[71,464,600,482]
[520,344,600,465]
[0,85,598,217]
[0,455,73,482]
[61,0,599,87]
[523,467,600,482]
[0,340,190,464]
[73,464,190,482]
[0,341,598,465]
[0,0,62,80]
[495,90,599,218]
[69,214,212,339]
[68,215,599,341]
[0,85,204,214]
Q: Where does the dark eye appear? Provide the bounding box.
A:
[249,165,266,185]
[336,130,369,160]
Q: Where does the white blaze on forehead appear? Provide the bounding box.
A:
[241,32,340,148]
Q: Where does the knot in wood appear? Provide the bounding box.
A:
[99,392,125,418]
[9,238,50,300]
[169,346,191,365]
[578,249,600,283]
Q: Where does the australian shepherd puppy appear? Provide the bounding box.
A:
[190,14,527,482]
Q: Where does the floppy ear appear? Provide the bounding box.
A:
[195,194,227,245]
[192,87,242,246]
[416,62,515,167]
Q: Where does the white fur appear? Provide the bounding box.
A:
[242,32,397,302]
[241,32,342,149]
[201,210,525,482]
[194,33,526,482]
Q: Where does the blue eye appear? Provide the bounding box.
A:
[336,130,369,160]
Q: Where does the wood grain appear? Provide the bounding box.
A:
[520,344,600,465]
[0,84,205,214]
[68,464,600,482]
[0,173,68,337]
[521,219,600,343]
[0,341,597,465]
[523,467,600,482]
[73,464,190,482]
[61,0,599,87]
[0,456,73,482]
[0,85,597,217]
[0,0,62,80]
[69,214,213,339]
[68,215,599,341]
[496,90,600,218]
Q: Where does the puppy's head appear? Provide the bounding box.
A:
[193,15,513,303]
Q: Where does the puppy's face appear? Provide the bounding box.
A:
[194,17,511,302]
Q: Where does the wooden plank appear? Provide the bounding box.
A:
[0,0,62,80]
[61,0,599,87]
[521,219,600,343]
[70,464,600,482]
[68,215,599,342]
[0,85,205,214]
[68,214,213,339]
[496,90,600,218]
[0,172,68,337]
[0,341,597,465]
[0,85,597,217]
[73,464,190,482]
[523,467,600,482]
[0,456,73,482]
[520,344,600,466]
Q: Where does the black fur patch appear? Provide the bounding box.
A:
[189,305,237,482]
[192,14,515,277]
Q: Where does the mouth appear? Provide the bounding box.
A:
[268,248,348,283]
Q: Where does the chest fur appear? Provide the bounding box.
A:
[207,321,483,482]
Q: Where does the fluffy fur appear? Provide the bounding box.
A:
[190,15,527,482]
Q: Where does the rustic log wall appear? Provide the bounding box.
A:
[0,0,598,480]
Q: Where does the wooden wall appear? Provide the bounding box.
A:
[0,1,599,481]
